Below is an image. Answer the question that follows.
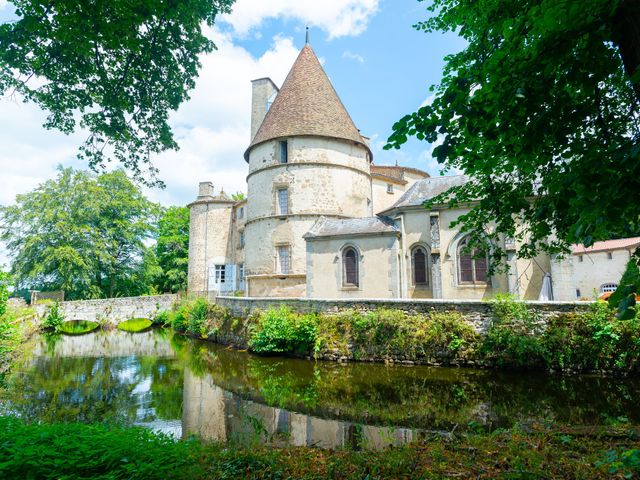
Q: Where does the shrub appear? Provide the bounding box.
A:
[249,306,318,354]
[42,302,65,332]
[482,294,544,367]
[154,310,171,326]
[168,297,231,339]
[0,270,11,318]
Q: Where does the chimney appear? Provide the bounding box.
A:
[198,181,214,198]
[250,78,279,141]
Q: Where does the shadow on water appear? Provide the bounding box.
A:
[1,329,639,449]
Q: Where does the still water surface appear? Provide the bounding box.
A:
[2,329,639,449]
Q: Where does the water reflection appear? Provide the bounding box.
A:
[2,329,639,450]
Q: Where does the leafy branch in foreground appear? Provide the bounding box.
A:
[386,0,640,264]
[0,0,234,186]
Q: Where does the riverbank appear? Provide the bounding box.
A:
[0,416,637,479]
[159,295,640,375]
[0,305,35,384]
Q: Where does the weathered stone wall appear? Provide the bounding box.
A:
[34,294,178,326]
[215,296,591,334]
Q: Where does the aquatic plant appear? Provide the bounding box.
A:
[118,318,153,333]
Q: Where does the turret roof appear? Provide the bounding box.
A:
[245,44,370,161]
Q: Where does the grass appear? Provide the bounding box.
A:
[0,416,637,479]
[118,318,153,333]
[58,320,100,335]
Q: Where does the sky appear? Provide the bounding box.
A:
[0,0,466,264]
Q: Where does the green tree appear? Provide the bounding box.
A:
[0,167,159,299]
[0,0,234,186]
[155,206,190,293]
[386,0,640,263]
[231,192,246,201]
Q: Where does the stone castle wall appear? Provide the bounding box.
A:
[34,294,178,326]
[215,296,591,334]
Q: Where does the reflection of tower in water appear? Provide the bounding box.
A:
[181,370,420,450]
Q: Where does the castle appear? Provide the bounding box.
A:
[187,41,631,301]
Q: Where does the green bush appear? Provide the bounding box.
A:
[168,297,231,339]
[249,306,318,354]
[0,270,10,318]
[42,302,65,332]
[154,310,171,326]
[482,294,545,367]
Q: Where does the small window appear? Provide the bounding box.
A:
[279,140,288,164]
[601,283,618,293]
[457,237,488,284]
[342,247,359,287]
[239,232,245,248]
[238,207,244,219]
[238,264,245,289]
[607,252,613,260]
[215,265,226,284]
[277,188,289,215]
[277,245,291,274]
[412,246,428,285]
[386,183,394,194]
[577,255,583,262]
[576,288,581,298]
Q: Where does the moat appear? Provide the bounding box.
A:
[2,328,639,449]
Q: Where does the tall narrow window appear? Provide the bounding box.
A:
[412,246,428,285]
[279,140,288,164]
[457,237,488,284]
[277,245,290,274]
[342,247,359,287]
[239,231,245,248]
[277,188,289,215]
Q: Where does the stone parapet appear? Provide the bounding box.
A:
[34,294,178,326]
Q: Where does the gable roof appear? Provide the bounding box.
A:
[371,165,430,183]
[245,44,371,161]
[381,175,469,213]
[572,237,640,255]
[304,216,399,240]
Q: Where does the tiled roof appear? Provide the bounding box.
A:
[370,165,430,182]
[381,175,469,212]
[245,44,370,160]
[304,216,399,239]
[572,237,640,254]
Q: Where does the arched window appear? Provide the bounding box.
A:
[342,247,359,287]
[411,246,428,285]
[601,283,618,293]
[457,237,488,284]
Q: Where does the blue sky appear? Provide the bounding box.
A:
[0,0,466,216]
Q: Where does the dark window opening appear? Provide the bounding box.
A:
[343,248,359,287]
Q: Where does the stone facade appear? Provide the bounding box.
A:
[188,40,621,302]
[34,294,178,326]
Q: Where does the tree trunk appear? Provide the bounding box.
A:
[614,0,640,102]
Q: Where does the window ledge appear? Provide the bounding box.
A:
[341,286,360,291]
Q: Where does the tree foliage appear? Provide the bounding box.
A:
[0,0,234,186]
[386,0,640,262]
[0,167,159,299]
[155,206,189,293]
[0,269,11,317]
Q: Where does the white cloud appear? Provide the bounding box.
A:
[0,30,299,210]
[0,1,7,10]
[342,50,365,64]
[222,0,379,39]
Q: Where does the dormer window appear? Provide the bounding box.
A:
[279,140,288,164]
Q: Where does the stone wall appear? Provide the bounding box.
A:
[216,296,591,334]
[34,294,178,326]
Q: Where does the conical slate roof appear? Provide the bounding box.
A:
[244,44,371,161]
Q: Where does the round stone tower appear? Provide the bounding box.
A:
[243,43,373,297]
